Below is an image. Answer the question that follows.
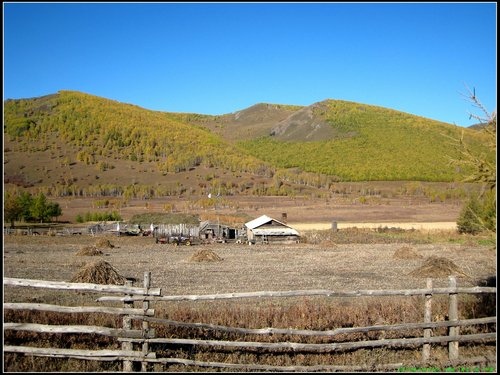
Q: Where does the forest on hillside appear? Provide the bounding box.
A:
[3,91,495,199]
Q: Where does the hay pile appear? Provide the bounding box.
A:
[393,245,422,259]
[189,249,223,262]
[71,260,127,285]
[95,238,115,248]
[76,246,103,256]
[409,256,469,278]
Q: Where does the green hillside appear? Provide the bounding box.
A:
[238,100,493,181]
[4,90,269,174]
[3,91,494,199]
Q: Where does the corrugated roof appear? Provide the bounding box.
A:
[253,228,299,236]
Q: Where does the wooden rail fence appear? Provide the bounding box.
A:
[3,274,496,372]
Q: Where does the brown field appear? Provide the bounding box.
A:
[3,231,496,297]
[3,191,495,297]
[53,187,464,225]
[4,228,497,372]
[3,192,496,372]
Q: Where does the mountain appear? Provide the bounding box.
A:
[170,102,303,141]
[468,123,488,130]
[3,90,494,199]
[236,99,495,182]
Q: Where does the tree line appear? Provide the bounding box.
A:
[4,191,62,227]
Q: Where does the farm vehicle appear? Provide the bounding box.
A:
[155,235,194,246]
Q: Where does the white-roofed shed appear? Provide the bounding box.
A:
[245,215,300,244]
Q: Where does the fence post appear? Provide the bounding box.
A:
[122,279,134,372]
[422,278,433,363]
[448,276,459,361]
[141,272,151,372]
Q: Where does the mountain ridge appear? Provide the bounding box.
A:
[3,90,493,199]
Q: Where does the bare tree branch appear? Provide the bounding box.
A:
[460,83,496,125]
[450,86,496,191]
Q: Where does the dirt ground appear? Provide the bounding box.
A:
[54,192,464,224]
[3,193,494,301]
[3,191,496,372]
[3,234,495,299]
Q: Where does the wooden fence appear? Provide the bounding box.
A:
[3,274,496,372]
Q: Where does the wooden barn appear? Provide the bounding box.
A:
[199,221,239,242]
[245,215,300,244]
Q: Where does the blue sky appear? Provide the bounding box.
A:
[3,2,497,127]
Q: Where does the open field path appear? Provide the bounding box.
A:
[291,221,458,231]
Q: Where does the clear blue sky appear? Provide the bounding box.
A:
[3,2,497,127]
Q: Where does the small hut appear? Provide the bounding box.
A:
[245,215,300,244]
[199,221,238,242]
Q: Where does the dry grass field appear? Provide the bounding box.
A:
[54,190,465,225]
[3,229,497,372]
[3,231,496,298]
[3,192,496,372]
[5,190,493,300]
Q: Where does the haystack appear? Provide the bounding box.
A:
[189,249,223,262]
[95,238,115,248]
[409,256,469,278]
[71,260,127,285]
[393,245,422,260]
[76,246,103,256]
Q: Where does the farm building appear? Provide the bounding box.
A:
[199,221,239,242]
[245,215,300,244]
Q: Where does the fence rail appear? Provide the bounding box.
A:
[3,274,496,372]
[141,315,496,336]
[3,302,155,316]
[96,286,496,302]
[3,277,161,295]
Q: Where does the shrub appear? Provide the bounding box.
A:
[457,191,496,234]
[77,211,122,223]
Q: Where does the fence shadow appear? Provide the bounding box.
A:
[475,275,496,318]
